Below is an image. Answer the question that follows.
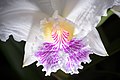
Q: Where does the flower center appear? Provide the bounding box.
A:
[42,18,75,49]
[35,17,92,76]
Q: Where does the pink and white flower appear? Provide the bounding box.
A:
[0,0,120,76]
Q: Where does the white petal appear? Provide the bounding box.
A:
[29,0,66,16]
[22,42,37,67]
[23,33,42,67]
[0,0,47,42]
[64,0,117,38]
[23,12,48,67]
[29,0,53,16]
[87,28,108,56]
[62,0,79,17]
[50,0,66,15]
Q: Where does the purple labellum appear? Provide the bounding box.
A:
[35,38,92,76]
[34,16,93,76]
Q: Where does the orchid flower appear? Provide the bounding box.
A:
[0,0,120,76]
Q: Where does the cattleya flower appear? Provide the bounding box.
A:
[0,0,120,76]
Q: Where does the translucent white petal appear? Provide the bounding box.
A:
[62,0,79,17]
[50,0,66,15]
[87,28,108,56]
[23,13,48,67]
[23,26,44,67]
[23,42,37,67]
[23,34,42,67]
[0,0,47,42]
[29,0,66,16]
[64,0,116,38]
[28,0,53,16]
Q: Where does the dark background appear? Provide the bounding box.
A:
[0,14,120,80]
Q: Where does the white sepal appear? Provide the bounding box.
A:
[87,28,108,56]
[65,0,115,38]
[0,0,48,42]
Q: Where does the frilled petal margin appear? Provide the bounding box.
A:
[35,38,92,76]
[0,0,51,42]
[0,0,37,41]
